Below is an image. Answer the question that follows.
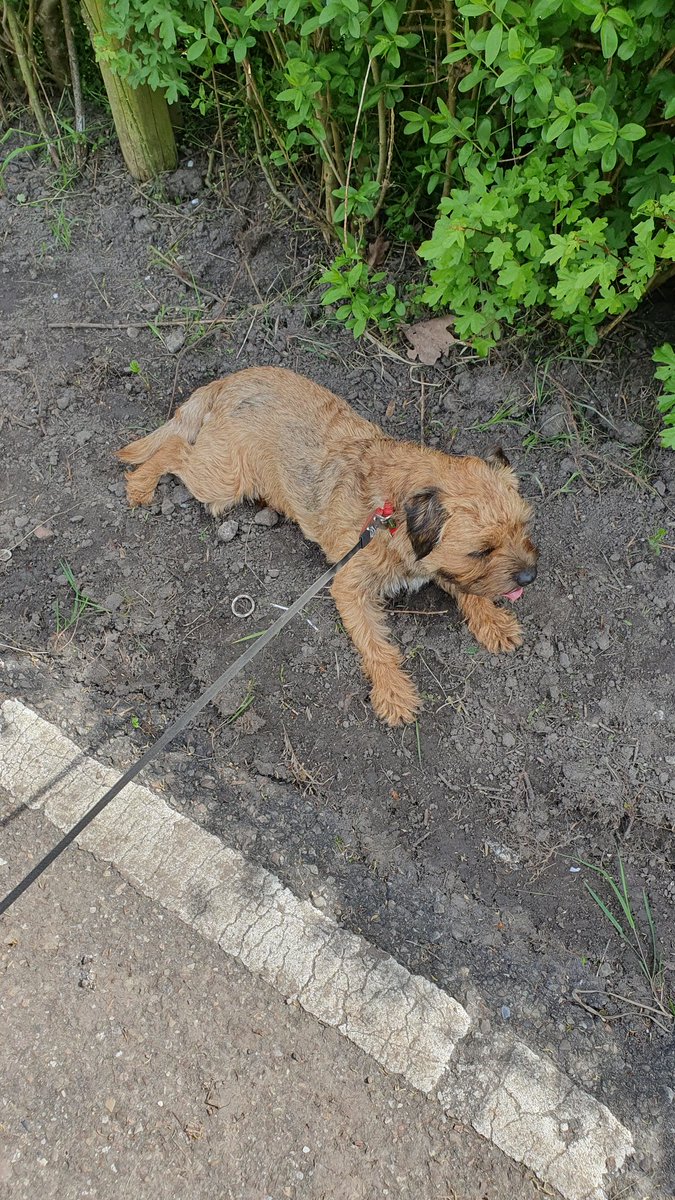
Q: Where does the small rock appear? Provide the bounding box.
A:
[172,485,192,505]
[134,216,158,236]
[596,631,610,651]
[537,400,568,439]
[216,519,238,543]
[502,733,515,749]
[164,168,203,199]
[161,498,175,516]
[602,416,646,447]
[33,525,54,540]
[104,592,123,612]
[200,775,217,790]
[535,639,554,661]
[163,328,186,355]
[0,549,11,563]
[254,507,279,528]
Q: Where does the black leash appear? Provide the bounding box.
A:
[0,515,389,918]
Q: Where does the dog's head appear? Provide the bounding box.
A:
[403,449,538,603]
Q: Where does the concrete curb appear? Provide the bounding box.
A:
[0,699,634,1200]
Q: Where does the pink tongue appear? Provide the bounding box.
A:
[503,586,524,602]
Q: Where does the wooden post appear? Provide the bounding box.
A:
[80,0,177,181]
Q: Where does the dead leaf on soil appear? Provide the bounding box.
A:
[366,234,390,270]
[402,316,461,366]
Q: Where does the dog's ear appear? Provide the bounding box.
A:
[486,445,510,469]
[404,487,447,559]
[486,445,519,489]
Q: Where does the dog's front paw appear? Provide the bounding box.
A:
[370,670,421,726]
[470,604,523,654]
[124,470,156,508]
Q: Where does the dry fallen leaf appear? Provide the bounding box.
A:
[402,316,461,366]
[366,234,390,270]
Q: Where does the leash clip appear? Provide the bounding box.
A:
[360,502,398,548]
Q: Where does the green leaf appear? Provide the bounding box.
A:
[476,116,492,147]
[618,123,645,142]
[545,113,571,142]
[529,46,556,64]
[233,37,248,62]
[284,0,302,20]
[484,23,503,66]
[572,123,589,156]
[600,19,618,58]
[601,144,617,171]
[534,73,552,103]
[186,37,208,60]
[532,0,560,17]
[507,26,521,58]
[299,13,321,33]
[382,2,399,34]
[495,63,527,86]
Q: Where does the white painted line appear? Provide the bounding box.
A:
[0,699,634,1200]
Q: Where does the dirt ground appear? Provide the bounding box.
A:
[1,139,674,1192]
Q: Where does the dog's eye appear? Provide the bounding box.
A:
[469,547,494,559]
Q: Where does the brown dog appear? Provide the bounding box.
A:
[117,367,538,726]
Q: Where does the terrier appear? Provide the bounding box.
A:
[117,367,538,726]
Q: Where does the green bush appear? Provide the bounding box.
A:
[89,0,675,355]
[653,343,675,449]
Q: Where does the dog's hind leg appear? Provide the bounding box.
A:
[125,431,250,517]
[331,557,420,726]
[124,434,191,507]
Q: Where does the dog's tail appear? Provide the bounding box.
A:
[116,385,215,465]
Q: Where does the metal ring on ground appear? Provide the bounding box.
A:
[231,593,255,619]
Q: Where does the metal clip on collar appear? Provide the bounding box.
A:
[359,503,397,549]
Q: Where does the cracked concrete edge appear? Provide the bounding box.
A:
[0,699,634,1200]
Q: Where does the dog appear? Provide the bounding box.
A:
[116,366,538,726]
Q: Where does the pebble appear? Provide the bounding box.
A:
[172,485,192,505]
[537,400,568,438]
[163,328,186,355]
[596,631,610,651]
[603,417,646,446]
[502,733,515,749]
[103,593,123,612]
[216,519,239,543]
[254,507,279,528]
[161,498,175,516]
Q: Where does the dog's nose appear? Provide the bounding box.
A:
[515,566,537,586]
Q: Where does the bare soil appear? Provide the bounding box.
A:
[1,140,674,1193]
